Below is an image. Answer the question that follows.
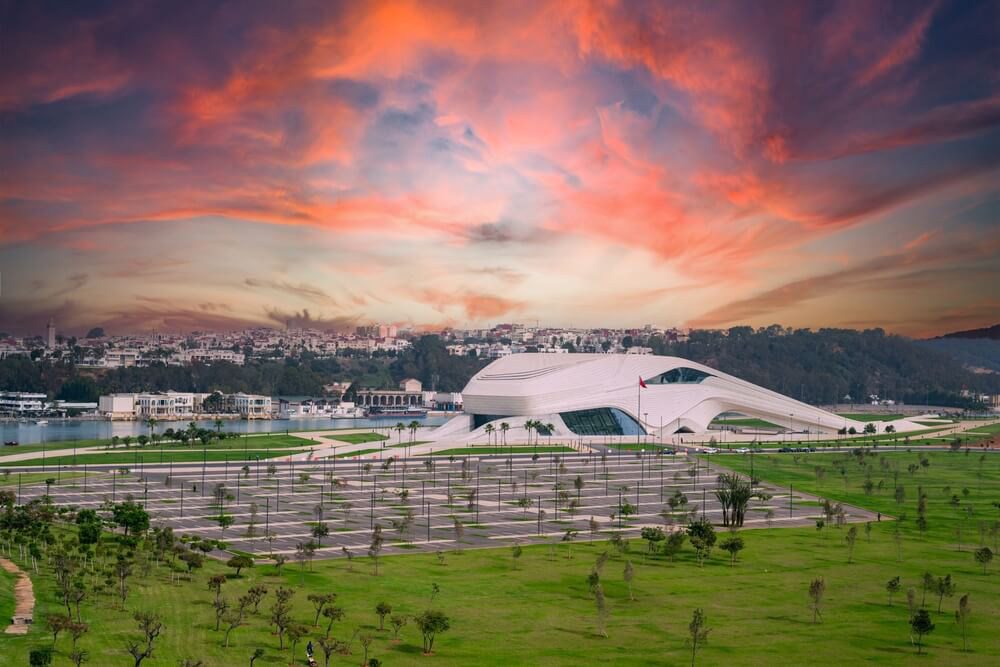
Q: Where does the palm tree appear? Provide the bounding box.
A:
[500,422,510,454]
[146,417,159,442]
[523,421,534,449]
[111,435,120,450]
[408,420,420,456]
[484,423,495,448]
[545,423,555,450]
[395,422,405,445]
[214,418,224,435]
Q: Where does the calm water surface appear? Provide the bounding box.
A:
[1,415,452,445]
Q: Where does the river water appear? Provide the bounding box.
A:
[1,415,453,445]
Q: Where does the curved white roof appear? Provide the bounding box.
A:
[458,353,923,437]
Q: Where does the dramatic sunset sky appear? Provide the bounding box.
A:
[1,0,998,337]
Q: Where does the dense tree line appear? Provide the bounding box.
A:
[0,335,485,399]
[644,327,999,409]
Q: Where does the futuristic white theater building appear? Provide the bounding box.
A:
[432,353,926,443]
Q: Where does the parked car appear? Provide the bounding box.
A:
[778,446,793,452]
[3,440,17,447]
[701,447,718,454]
[735,447,750,454]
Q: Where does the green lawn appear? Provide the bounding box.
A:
[429,446,575,456]
[0,565,15,629]
[0,434,314,457]
[3,450,999,665]
[965,423,1000,435]
[836,413,906,421]
[0,471,93,486]
[4,449,306,467]
[330,433,389,444]
[711,417,782,429]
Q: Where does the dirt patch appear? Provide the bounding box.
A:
[0,557,34,634]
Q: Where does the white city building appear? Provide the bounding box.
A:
[228,393,272,418]
[99,393,137,419]
[0,391,47,414]
[432,353,929,443]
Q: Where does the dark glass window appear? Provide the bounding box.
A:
[473,414,512,429]
[644,367,712,385]
[560,408,646,436]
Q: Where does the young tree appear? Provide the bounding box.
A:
[369,525,384,576]
[269,587,295,649]
[375,601,392,631]
[686,520,716,567]
[46,612,71,645]
[592,581,609,638]
[886,576,901,606]
[212,597,229,632]
[124,611,163,667]
[955,593,971,652]
[226,555,253,577]
[308,593,337,627]
[315,636,346,667]
[663,531,686,562]
[358,633,374,665]
[249,648,265,667]
[808,577,826,623]
[286,624,309,661]
[68,649,88,667]
[207,574,227,607]
[719,535,745,566]
[640,527,665,557]
[910,609,935,655]
[511,542,523,570]
[414,610,451,655]
[934,574,956,613]
[687,608,710,667]
[323,605,344,637]
[311,522,330,547]
[623,560,636,601]
[974,546,993,574]
[389,614,408,640]
[845,525,858,563]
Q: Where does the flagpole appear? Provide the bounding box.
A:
[637,376,641,447]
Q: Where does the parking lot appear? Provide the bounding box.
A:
[13,450,878,559]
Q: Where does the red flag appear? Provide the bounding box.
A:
[638,376,647,389]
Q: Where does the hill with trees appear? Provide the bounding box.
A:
[0,330,995,409]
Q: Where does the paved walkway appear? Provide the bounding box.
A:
[1,557,34,634]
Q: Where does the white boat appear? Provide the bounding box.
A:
[35,420,49,425]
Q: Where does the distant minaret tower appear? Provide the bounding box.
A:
[46,318,56,348]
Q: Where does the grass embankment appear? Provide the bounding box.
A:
[0,472,92,487]
[0,434,315,457]
[3,450,999,665]
[429,446,574,456]
[4,449,307,467]
[329,433,388,444]
[0,565,16,629]
[837,413,907,421]
[711,417,782,429]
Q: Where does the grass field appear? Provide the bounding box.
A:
[330,433,388,444]
[3,448,307,467]
[0,434,315,456]
[836,413,906,421]
[429,446,575,456]
[3,449,999,664]
[711,417,782,429]
[0,565,15,632]
[0,471,92,487]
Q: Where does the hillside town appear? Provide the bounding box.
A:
[0,320,689,367]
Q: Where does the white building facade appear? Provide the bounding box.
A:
[432,353,929,443]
